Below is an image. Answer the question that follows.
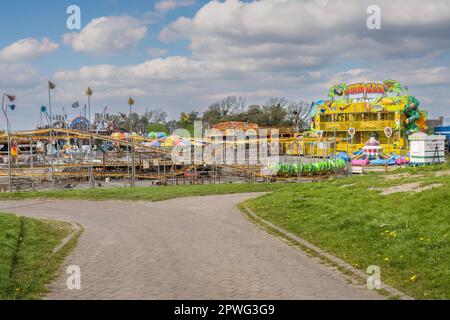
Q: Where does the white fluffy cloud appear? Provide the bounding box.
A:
[161,0,450,60]
[0,38,57,93]
[0,37,59,62]
[160,0,450,116]
[0,63,41,88]
[155,0,195,13]
[63,16,148,54]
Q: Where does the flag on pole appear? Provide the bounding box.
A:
[11,143,19,158]
[6,95,15,102]
[86,87,93,96]
[181,112,190,122]
[48,81,56,90]
[128,97,135,106]
[119,112,127,119]
[72,101,80,108]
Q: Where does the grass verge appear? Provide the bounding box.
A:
[0,183,287,202]
[1,163,448,299]
[244,163,450,300]
[0,213,80,299]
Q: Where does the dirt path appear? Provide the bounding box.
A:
[0,194,381,300]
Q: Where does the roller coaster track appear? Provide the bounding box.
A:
[0,128,335,183]
[0,165,197,180]
[1,128,299,145]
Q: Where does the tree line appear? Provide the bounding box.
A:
[115,96,312,134]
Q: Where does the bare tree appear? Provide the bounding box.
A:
[201,96,311,129]
[143,109,167,123]
[259,97,288,126]
[215,96,247,117]
[264,97,289,109]
[203,96,247,125]
[287,101,312,131]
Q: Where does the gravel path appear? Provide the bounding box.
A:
[0,194,381,300]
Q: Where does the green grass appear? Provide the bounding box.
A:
[0,183,288,202]
[244,163,450,299]
[1,164,448,299]
[0,213,78,299]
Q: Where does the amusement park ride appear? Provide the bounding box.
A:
[288,80,428,159]
[0,80,440,192]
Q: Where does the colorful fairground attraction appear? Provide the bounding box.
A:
[289,80,438,167]
[0,79,445,192]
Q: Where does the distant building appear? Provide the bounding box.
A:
[427,116,444,134]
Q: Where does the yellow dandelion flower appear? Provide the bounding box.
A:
[410,275,417,282]
[389,231,397,238]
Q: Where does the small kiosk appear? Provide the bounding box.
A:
[409,133,446,164]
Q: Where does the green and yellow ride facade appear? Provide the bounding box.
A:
[293,80,427,156]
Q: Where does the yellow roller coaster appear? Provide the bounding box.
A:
[0,128,341,191]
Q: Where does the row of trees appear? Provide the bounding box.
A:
[203,97,311,130]
[118,96,312,134]
[108,109,168,133]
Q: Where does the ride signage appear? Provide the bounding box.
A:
[348,127,356,137]
[346,83,384,96]
[384,127,393,138]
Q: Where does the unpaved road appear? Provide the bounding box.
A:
[0,194,381,300]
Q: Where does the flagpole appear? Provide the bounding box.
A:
[48,82,55,189]
[86,87,95,187]
[48,86,52,125]
[128,97,136,187]
[1,94,12,192]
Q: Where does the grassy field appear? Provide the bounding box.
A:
[244,163,450,299]
[0,165,448,299]
[0,213,78,299]
[0,183,287,202]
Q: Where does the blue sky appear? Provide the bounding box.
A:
[1,0,449,129]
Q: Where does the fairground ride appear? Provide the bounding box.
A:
[290,80,428,156]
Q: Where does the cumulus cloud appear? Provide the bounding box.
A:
[155,0,195,13]
[0,37,59,62]
[63,16,148,55]
[160,0,450,61]
[0,38,57,93]
[55,56,217,83]
[156,0,450,117]
[0,63,41,88]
